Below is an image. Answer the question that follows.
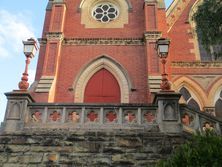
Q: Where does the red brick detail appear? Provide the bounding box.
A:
[45,43,57,75]
[157,8,168,37]
[147,43,160,74]
[35,45,46,81]
[168,0,198,62]
[124,112,136,123]
[50,5,65,32]
[145,4,157,31]
[87,111,98,122]
[50,111,61,121]
[144,112,155,123]
[53,46,149,103]
[106,111,117,122]
[42,10,52,38]
[63,1,145,38]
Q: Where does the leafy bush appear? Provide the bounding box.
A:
[193,0,222,60]
[156,133,222,167]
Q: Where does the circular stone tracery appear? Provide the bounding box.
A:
[92,3,119,23]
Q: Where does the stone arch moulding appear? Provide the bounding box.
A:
[78,0,132,12]
[73,55,133,103]
[172,76,207,110]
[208,78,222,106]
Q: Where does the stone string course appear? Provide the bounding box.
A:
[0,130,186,167]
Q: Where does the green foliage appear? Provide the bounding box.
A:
[156,133,222,167]
[193,0,222,59]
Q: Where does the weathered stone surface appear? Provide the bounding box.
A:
[3,164,27,167]
[116,137,142,147]
[7,145,30,153]
[0,130,187,166]
[0,154,8,163]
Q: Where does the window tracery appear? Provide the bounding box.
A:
[92,3,119,23]
[179,87,200,111]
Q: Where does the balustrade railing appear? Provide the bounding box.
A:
[26,103,158,130]
[180,104,222,135]
[16,103,222,134]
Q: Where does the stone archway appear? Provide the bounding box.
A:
[73,56,131,103]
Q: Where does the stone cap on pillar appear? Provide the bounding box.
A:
[153,91,181,105]
[5,90,35,103]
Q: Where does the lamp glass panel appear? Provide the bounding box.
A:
[24,45,34,54]
[159,45,168,54]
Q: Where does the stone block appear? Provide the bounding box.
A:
[0,154,8,163]
[112,154,135,165]
[29,153,44,163]
[103,146,124,153]
[3,164,27,167]
[92,157,111,166]
[116,137,142,148]
[7,145,30,153]
[8,155,19,163]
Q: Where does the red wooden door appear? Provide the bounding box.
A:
[84,68,120,103]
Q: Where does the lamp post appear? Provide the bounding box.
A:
[156,38,171,91]
[18,38,38,90]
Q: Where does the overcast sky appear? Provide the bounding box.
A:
[0,0,173,122]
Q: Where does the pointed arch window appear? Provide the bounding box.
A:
[215,90,222,120]
[179,87,200,111]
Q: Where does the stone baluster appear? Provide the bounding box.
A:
[118,108,123,124]
[61,107,66,123]
[138,108,142,125]
[100,107,104,124]
[194,113,201,133]
[80,107,85,124]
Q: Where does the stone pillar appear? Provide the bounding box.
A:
[153,91,182,133]
[2,91,34,132]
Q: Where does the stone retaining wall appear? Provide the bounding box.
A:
[0,130,186,167]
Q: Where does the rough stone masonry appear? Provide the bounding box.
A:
[0,129,186,167]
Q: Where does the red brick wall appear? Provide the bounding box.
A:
[55,45,148,103]
[63,0,145,38]
[168,0,197,62]
[33,0,167,103]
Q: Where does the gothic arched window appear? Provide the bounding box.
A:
[215,90,222,120]
[179,87,201,111]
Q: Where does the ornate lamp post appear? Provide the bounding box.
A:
[18,38,38,90]
[156,38,171,91]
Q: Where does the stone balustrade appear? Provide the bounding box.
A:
[26,103,158,130]
[180,104,222,135]
[2,91,222,135]
[25,103,222,134]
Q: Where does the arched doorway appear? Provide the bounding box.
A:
[84,68,121,103]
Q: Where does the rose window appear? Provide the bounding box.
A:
[92,3,119,23]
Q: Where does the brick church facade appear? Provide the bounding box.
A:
[0,0,221,166]
[30,0,222,118]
